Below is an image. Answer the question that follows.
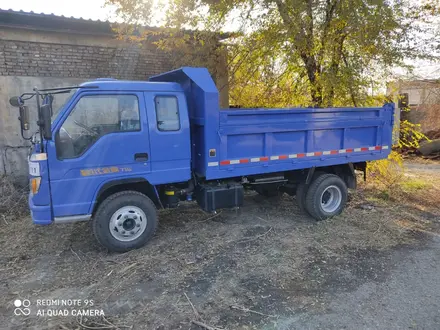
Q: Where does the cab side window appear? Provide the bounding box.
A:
[56,94,140,159]
[155,96,180,131]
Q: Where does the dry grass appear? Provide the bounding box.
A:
[361,165,440,239]
[1,164,439,329]
[0,176,28,223]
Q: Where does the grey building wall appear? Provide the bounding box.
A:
[0,76,86,182]
[0,16,229,182]
[388,80,440,134]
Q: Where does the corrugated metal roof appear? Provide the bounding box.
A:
[1,8,114,22]
[0,8,117,35]
[0,9,230,39]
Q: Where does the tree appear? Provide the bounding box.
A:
[106,0,438,107]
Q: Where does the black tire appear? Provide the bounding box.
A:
[295,170,327,214]
[295,182,309,214]
[92,191,158,252]
[305,174,347,221]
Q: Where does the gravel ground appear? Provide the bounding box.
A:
[405,162,440,172]
[1,163,439,330]
[277,237,440,330]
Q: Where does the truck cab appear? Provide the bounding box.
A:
[46,81,191,221]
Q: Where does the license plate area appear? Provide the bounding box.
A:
[29,161,40,176]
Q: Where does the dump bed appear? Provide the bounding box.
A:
[150,67,394,180]
[208,105,393,179]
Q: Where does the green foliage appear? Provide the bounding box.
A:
[367,148,430,198]
[225,0,412,107]
[365,104,429,194]
[106,0,438,108]
[398,119,430,149]
[367,150,404,192]
[401,178,429,192]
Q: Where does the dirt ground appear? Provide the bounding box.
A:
[1,162,440,330]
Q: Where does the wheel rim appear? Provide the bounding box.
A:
[320,185,342,213]
[109,206,147,242]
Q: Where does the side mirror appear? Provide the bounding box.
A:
[43,95,54,116]
[41,104,52,140]
[10,96,23,107]
[19,106,30,131]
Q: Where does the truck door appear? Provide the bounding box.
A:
[143,91,191,184]
[46,91,151,218]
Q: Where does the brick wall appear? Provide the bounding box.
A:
[0,39,174,80]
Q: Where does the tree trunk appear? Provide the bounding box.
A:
[311,86,323,107]
[301,54,322,107]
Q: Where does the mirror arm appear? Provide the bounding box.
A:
[20,130,32,141]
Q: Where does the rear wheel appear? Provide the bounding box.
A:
[92,191,158,252]
[305,174,347,221]
[294,171,325,214]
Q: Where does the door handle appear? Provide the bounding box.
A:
[134,153,148,162]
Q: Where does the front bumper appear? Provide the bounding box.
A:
[29,194,52,225]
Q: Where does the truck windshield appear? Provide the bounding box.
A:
[51,89,76,123]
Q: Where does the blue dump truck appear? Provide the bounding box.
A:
[10,67,394,252]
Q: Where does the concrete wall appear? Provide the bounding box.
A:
[0,76,86,181]
[388,80,440,133]
[0,25,229,181]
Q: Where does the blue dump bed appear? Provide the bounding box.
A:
[150,67,394,181]
[209,106,393,179]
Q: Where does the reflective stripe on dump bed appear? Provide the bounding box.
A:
[207,145,389,167]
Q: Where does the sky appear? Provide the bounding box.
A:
[2,0,439,79]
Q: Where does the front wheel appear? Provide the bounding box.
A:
[92,191,158,252]
[305,174,347,221]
